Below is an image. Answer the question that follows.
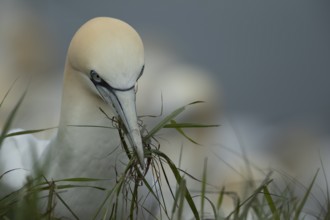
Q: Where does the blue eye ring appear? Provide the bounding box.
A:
[90,70,102,83]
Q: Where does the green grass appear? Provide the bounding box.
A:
[0,90,329,219]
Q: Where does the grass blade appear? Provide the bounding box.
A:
[263,185,280,220]
[203,196,218,219]
[200,158,207,219]
[164,122,219,129]
[143,101,204,142]
[151,149,200,220]
[170,120,200,145]
[0,76,20,108]
[0,168,24,180]
[0,91,27,148]
[54,177,109,182]
[217,187,225,211]
[177,178,186,220]
[55,192,79,220]
[4,127,57,138]
[294,169,319,220]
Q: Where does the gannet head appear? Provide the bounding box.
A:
[66,17,145,168]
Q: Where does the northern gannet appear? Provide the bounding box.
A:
[38,17,150,219]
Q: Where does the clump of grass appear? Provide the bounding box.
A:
[0,87,329,219]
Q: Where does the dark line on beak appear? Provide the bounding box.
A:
[95,82,134,133]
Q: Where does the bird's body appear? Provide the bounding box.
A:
[0,129,49,197]
[43,76,125,217]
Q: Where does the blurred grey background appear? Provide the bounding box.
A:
[1,0,329,123]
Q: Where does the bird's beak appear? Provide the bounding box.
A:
[95,85,144,169]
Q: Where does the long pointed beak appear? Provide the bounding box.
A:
[95,85,144,169]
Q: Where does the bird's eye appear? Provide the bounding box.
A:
[90,70,102,83]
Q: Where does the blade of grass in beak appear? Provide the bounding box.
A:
[169,120,200,145]
[130,181,139,220]
[164,119,220,145]
[140,173,166,212]
[143,101,204,142]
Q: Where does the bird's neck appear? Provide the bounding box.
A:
[48,64,124,175]
[56,64,119,146]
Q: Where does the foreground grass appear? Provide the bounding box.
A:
[0,92,329,219]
